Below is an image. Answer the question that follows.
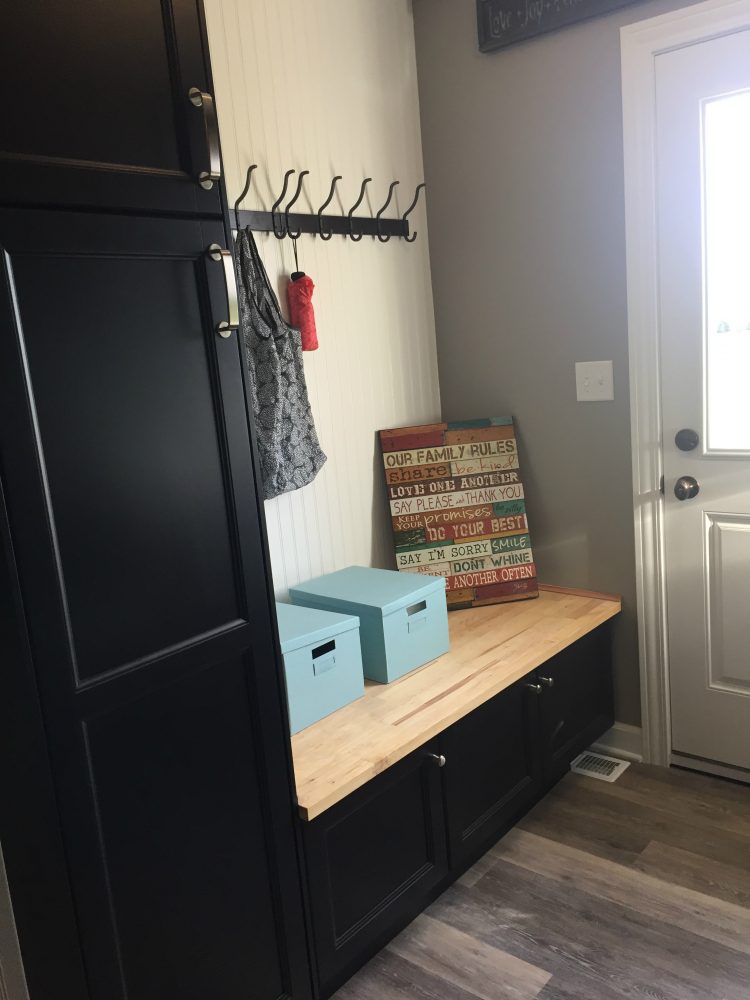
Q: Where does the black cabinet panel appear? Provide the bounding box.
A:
[0,487,91,1000]
[0,208,311,1000]
[5,1,180,170]
[538,625,615,785]
[0,0,221,215]
[84,658,284,1000]
[442,678,541,869]
[11,238,239,679]
[303,742,448,997]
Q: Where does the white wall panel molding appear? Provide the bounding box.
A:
[205,0,440,596]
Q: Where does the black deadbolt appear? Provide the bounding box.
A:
[675,428,699,452]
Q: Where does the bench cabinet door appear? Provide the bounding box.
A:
[303,741,449,997]
[441,677,542,871]
[537,624,615,786]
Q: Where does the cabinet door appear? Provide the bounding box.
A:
[441,678,541,871]
[0,209,309,1000]
[0,0,222,215]
[538,625,615,786]
[303,742,449,997]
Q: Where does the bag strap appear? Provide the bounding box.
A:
[238,229,295,336]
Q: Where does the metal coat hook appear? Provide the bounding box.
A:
[376,181,400,243]
[285,170,310,240]
[402,182,426,243]
[284,170,310,240]
[317,175,342,240]
[234,163,258,215]
[271,169,295,239]
[347,178,372,242]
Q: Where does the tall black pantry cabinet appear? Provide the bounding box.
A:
[0,4,311,1000]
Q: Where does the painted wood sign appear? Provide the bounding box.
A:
[379,418,539,609]
[477,0,644,51]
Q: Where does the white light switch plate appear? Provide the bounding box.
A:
[575,360,614,402]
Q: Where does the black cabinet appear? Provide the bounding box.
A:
[537,626,615,785]
[440,627,614,875]
[302,622,615,998]
[441,677,542,870]
[0,207,311,1000]
[302,742,449,997]
[0,0,222,216]
[1,4,313,998]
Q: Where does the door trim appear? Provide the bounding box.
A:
[621,0,750,766]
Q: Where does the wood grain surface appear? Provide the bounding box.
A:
[335,763,750,999]
[292,588,621,820]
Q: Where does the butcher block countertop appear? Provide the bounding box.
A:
[291,584,621,821]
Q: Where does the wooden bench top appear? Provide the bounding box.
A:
[291,585,621,820]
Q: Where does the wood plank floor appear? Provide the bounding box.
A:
[333,764,750,1000]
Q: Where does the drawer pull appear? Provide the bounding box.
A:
[538,675,555,688]
[427,753,446,768]
[525,682,543,694]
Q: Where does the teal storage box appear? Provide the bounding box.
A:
[276,603,365,734]
[289,566,449,684]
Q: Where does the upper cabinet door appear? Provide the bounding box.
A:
[0,0,222,215]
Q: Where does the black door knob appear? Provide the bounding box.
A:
[675,428,699,452]
[674,476,700,501]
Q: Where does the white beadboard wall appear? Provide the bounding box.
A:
[204,0,440,597]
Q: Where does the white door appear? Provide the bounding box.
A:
[656,29,750,773]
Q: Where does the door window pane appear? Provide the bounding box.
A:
[703,90,750,451]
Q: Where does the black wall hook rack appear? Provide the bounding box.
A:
[233,166,425,242]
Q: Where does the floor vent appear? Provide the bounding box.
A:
[570,751,630,783]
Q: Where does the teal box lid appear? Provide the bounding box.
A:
[275,602,359,655]
[289,566,446,619]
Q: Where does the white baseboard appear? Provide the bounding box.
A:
[591,722,643,763]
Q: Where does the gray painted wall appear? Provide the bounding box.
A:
[412,0,699,726]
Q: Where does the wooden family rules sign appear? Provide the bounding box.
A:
[379,418,538,609]
[477,0,643,51]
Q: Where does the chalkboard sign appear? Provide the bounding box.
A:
[477,0,643,50]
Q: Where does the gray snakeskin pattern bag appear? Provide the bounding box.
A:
[234,229,326,501]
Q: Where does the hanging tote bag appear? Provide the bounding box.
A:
[234,229,326,501]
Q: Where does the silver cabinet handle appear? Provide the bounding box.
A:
[538,675,554,687]
[525,682,543,694]
[188,88,221,190]
[427,753,446,768]
[207,244,238,338]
